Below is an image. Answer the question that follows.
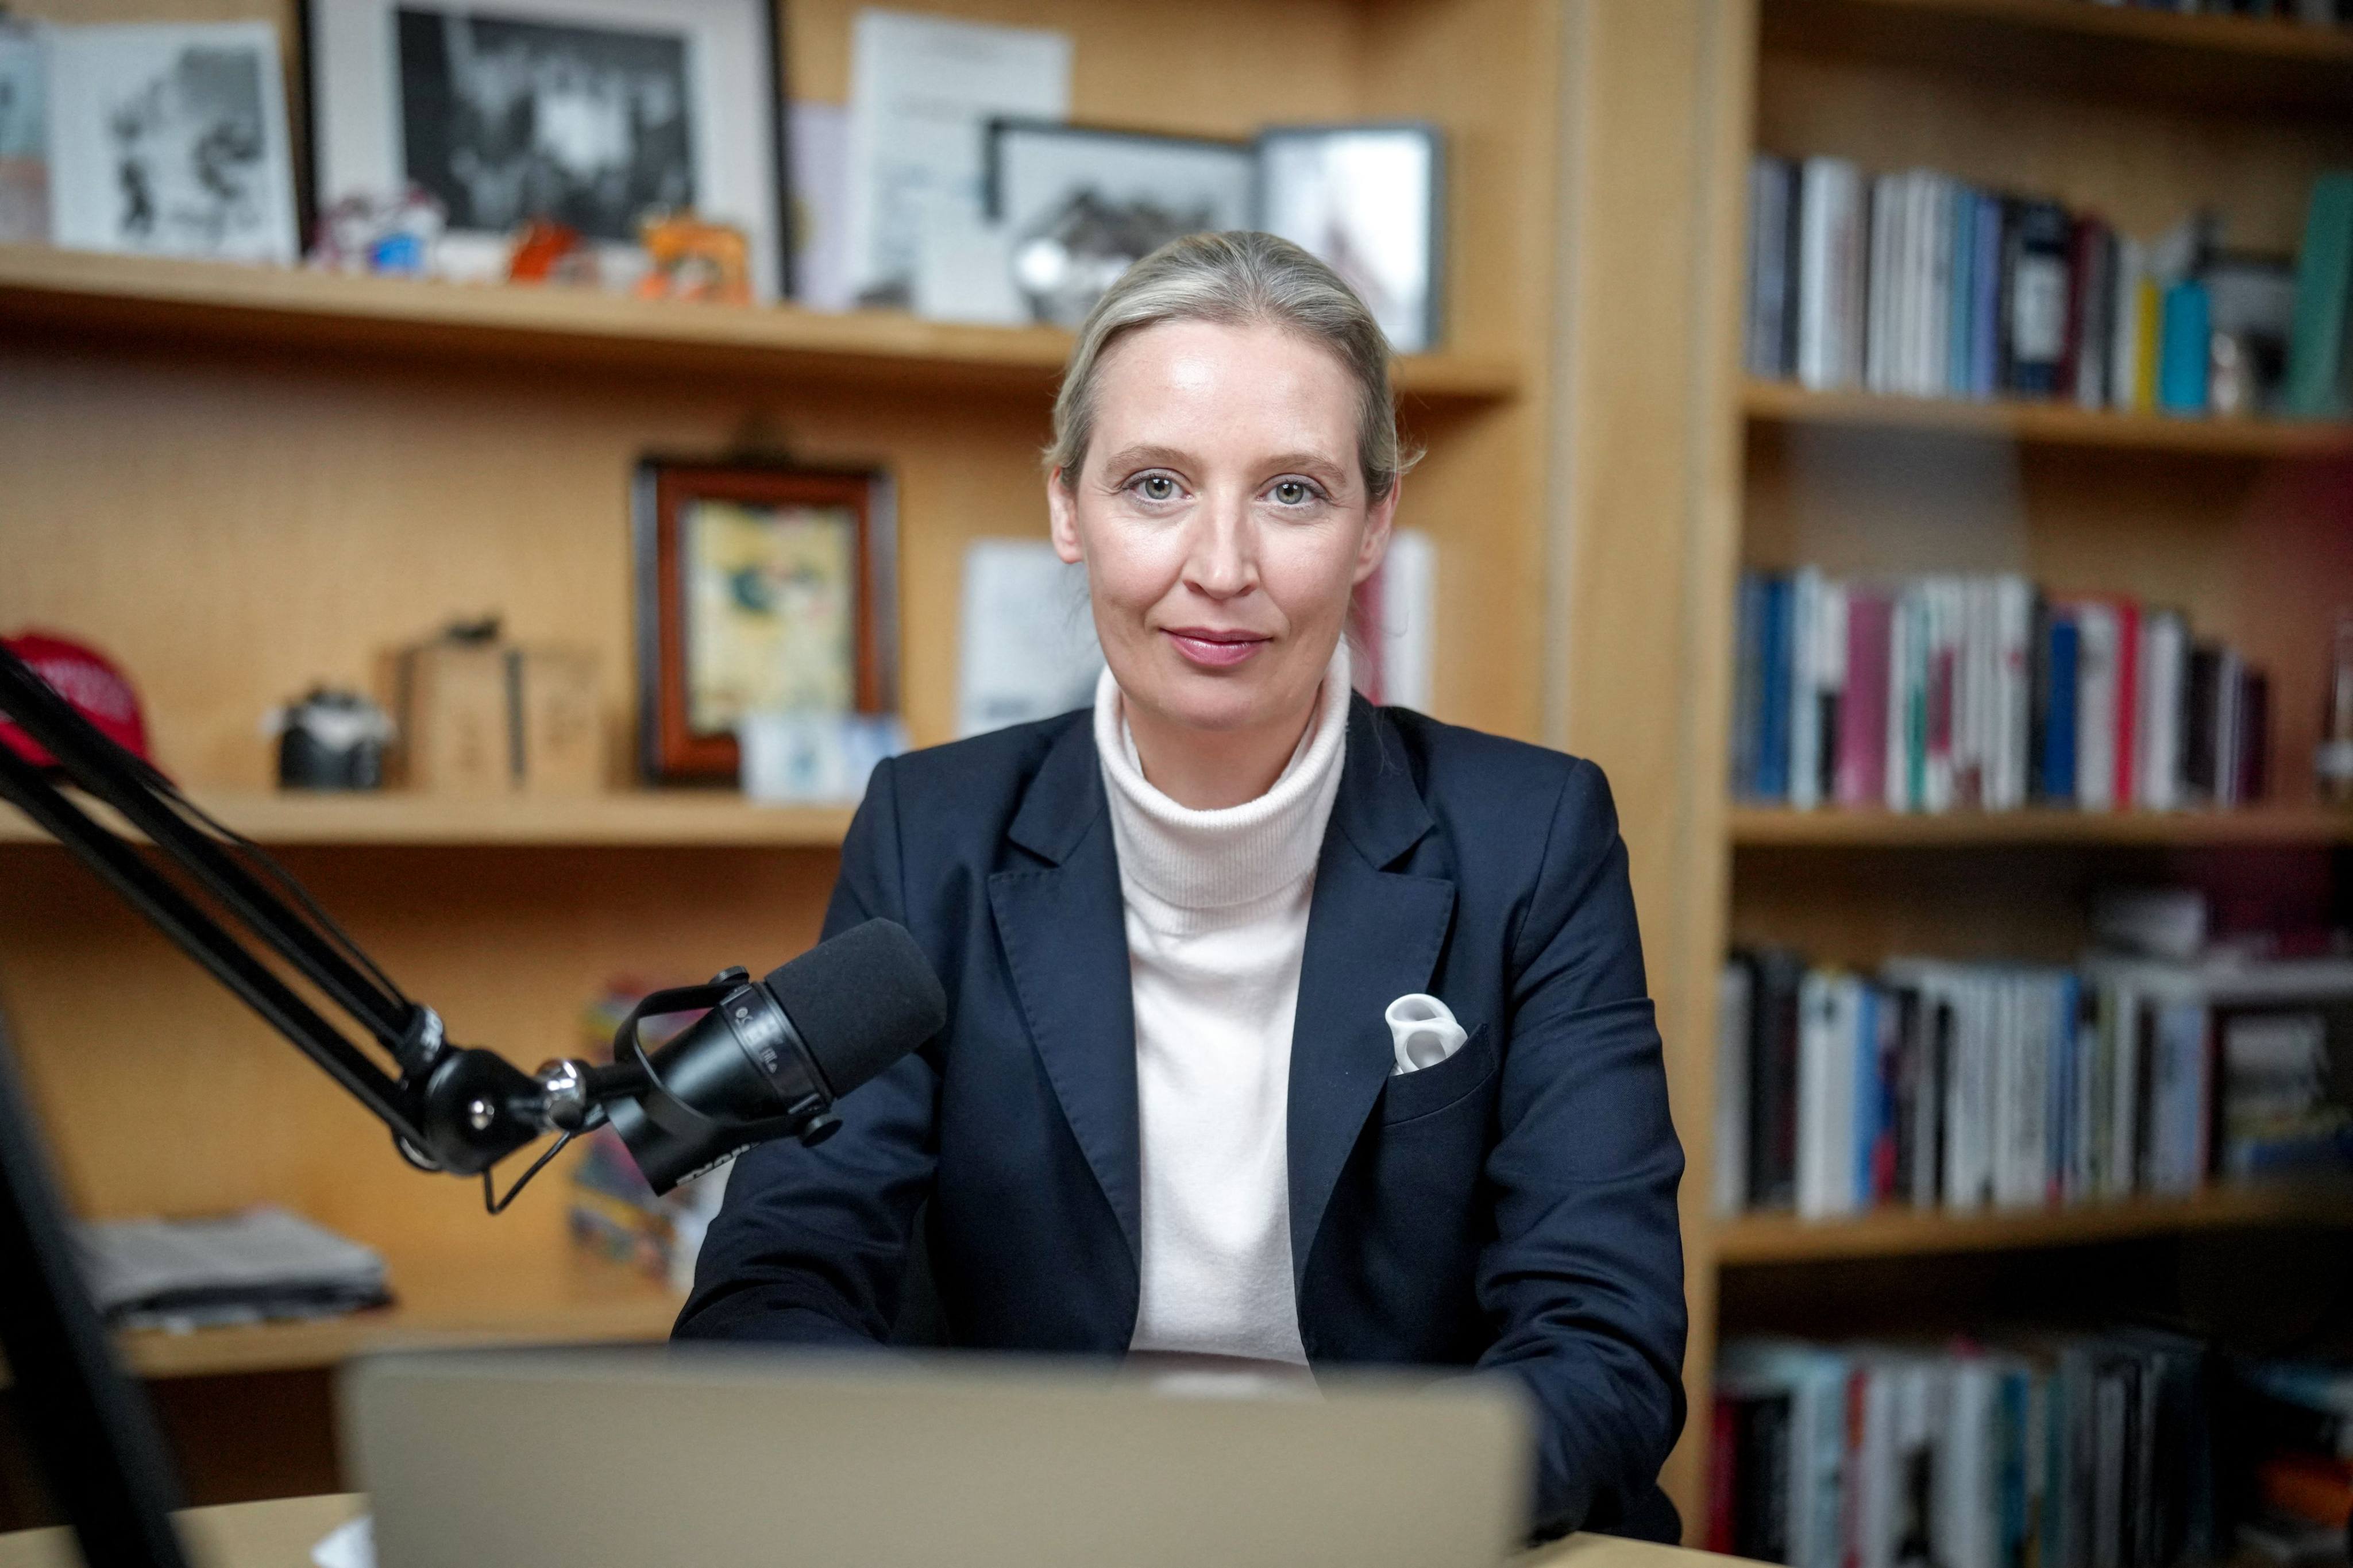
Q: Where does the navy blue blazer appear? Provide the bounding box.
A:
[676,696,1688,1541]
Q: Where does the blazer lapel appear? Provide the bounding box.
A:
[988,719,1143,1265]
[1287,698,1456,1287]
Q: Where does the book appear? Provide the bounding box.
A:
[2007,199,2073,395]
[2283,172,2353,419]
[1800,157,1868,391]
[1749,948,1809,1210]
[1748,155,1799,379]
[2039,612,2081,805]
[2074,601,2121,811]
[1842,589,1895,808]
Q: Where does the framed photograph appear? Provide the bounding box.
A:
[1256,123,1444,353]
[303,0,787,297]
[985,119,1251,327]
[632,458,897,785]
[43,21,300,262]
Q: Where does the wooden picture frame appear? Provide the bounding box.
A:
[632,458,897,784]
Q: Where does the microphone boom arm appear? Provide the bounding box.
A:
[0,644,634,1187]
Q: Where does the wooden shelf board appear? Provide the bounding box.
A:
[1715,1184,2353,1264]
[0,789,854,848]
[0,1248,684,1389]
[1729,804,2353,847]
[1743,379,2353,457]
[1762,0,2353,113]
[0,245,1518,403]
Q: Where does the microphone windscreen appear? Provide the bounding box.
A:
[762,918,946,1100]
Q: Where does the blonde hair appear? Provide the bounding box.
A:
[1046,231,1419,503]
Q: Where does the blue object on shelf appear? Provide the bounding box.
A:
[2158,280,2211,415]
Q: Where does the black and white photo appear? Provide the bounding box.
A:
[44,21,298,263]
[306,0,785,295]
[1257,124,1444,353]
[986,120,1249,328]
[394,9,692,242]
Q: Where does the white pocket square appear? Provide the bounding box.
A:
[1385,993,1467,1076]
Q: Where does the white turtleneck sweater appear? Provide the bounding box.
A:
[1094,642,1351,1368]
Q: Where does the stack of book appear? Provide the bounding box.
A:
[1714,948,2353,1220]
[564,983,730,1292]
[1731,569,2273,814]
[1710,1331,2219,1568]
[2236,1360,2353,1565]
[1744,159,2351,419]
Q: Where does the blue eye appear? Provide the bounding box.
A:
[1135,474,1178,501]
[1271,480,1316,505]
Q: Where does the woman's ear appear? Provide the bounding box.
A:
[1046,470,1085,565]
[1351,479,1400,586]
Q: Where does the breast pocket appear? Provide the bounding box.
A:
[1379,1021,1496,1125]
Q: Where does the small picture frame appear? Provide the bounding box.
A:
[302,0,789,296]
[43,21,300,263]
[632,458,897,785]
[1255,123,1444,353]
[985,118,1252,327]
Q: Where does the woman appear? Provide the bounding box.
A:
[677,231,1687,1543]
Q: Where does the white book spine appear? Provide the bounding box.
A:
[1867,173,1901,394]
[1797,969,1838,1218]
[2137,611,2185,811]
[1798,161,1838,389]
[1993,578,2034,810]
[1833,163,1869,388]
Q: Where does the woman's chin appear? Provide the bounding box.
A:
[1136,674,1301,736]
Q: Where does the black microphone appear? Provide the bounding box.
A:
[596,919,946,1194]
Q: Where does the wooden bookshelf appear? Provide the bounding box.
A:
[1761,0,2353,113]
[1567,0,2353,1536]
[1729,805,2353,847]
[1742,378,2353,457]
[0,0,1576,1532]
[1715,1184,2353,1265]
[0,246,1518,405]
[0,789,855,849]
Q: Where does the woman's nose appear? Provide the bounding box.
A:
[1181,496,1258,600]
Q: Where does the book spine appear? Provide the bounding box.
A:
[1842,591,1892,808]
[2008,200,2072,395]
[2157,281,2212,414]
[1790,569,1822,811]
[2111,600,2139,809]
[1760,577,1793,801]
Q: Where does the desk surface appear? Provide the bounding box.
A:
[0,1494,1725,1568]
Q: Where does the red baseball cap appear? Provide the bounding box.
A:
[1,631,154,768]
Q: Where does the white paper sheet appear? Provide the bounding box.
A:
[844,9,1070,306]
[956,538,1101,738]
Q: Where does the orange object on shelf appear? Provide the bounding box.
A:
[634,211,751,305]
[507,219,587,284]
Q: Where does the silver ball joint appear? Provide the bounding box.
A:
[533,1059,593,1133]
